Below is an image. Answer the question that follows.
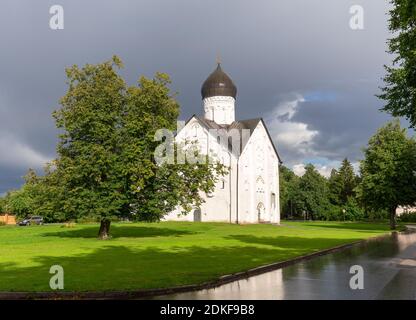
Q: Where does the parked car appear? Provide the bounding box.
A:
[17,216,44,226]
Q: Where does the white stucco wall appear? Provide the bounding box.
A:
[164,117,280,224]
[164,117,237,222]
[237,121,280,224]
[396,206,416,216]
[203,96,235,125]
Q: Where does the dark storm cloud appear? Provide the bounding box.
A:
[293,83,391,162]
[0,0,397,192]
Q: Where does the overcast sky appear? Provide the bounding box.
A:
[0,0,408,194]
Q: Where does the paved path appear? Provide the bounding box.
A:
[156,229,416,300]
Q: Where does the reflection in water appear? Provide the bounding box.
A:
[155,231,416,300]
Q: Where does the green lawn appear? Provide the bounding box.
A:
[0,221,393,292]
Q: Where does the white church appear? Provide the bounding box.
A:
[165,63,281,224]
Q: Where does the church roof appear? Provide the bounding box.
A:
[201,63,237,99]
[189,115,282,163]
[196,116,259,133]
[228,118,262,134]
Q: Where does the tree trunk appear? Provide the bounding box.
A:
[98,219,111,240]
[389,206,397,230]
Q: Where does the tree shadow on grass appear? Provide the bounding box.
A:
[227,232,400,262]
[0,234,377,292]
[41,225,196,239]
[226,234,358,251]
[0,244,318,292]
[295,222,390,232]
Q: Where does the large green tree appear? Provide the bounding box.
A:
[51,56,225,239]
[4,169,38,218]
[279,165,300,218]
[0,201,3,214]
[337,158,358,204]
[379,0,416,126]
[293,164,330,220]
[357,120,416,229]
[328,168,342,206]
[328,159,358,206]
[27,165,67,222]
[3,190,33,218]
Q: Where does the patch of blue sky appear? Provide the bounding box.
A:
[304,91,337,102]
[302,157,332,166]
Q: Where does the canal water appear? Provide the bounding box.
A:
[155,230,416,300]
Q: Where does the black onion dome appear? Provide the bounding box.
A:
[201,63,237,99]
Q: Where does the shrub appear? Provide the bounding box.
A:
[365,208,389,221]
[319,199,365,221]
[323,205,343,221]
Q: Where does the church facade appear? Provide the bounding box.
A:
[164,63,281,224]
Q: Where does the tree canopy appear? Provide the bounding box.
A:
[25,56,225,238]
[356,120,416,229]
[280,164,333,220]
[279,165,300,217]
[328,158,358,206]
[296,164,331,220]
[379,0,416,126]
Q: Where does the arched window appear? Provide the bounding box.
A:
[257,202,265,222]
[191,123,199,137]
[256,176,265,193]
[271,193,276,208]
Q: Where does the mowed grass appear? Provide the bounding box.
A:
[0,221,392,292]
